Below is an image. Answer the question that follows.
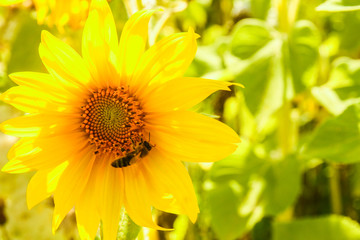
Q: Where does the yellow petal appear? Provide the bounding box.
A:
[0,113,79,138]
[99,162,124,240]
[1,86,70,113]
[118,10,156,82]
[142,77,233,112]
[32,0,48,24]
[76,203,100,240]
[131,28,199,95]
[142,150,199,222]
[3,138,39,173]
[27,161,68,209]
[52,151,95,233]
[7,134,83,161]
[147,111,240,162]
[9,72,79,100]
[7,138,33,160]
[2,132,87,173]
[40,31,93,92]
[82,0,119,87]
[75,159,104,240]
[123,165,168,230]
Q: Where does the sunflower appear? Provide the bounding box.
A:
[1,0,240,239]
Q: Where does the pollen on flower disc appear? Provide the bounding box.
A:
[80,87,145,157]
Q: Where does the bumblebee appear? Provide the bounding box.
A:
[111,139,154,168]
[111,153,134,168]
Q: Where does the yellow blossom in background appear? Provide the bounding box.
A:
[0,0,240,239]
[0,0,23,6]
[33,0,91,31]
[0,0,91,31]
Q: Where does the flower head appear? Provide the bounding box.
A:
[1,0,240,239]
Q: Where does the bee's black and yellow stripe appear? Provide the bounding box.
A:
[111,140,153,168]
[111,154,134,168]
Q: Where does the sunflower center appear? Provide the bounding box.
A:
[80,87,145,156]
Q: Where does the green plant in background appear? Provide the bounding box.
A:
[202,0,360,239]
[1,0,360,239]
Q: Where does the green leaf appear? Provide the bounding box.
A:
[251,0,271,19]
[208,146,301,240]
[328,57,360,88]
[333,12,360,52]
[176,1,207,30]
[311,86,349,115]
[0,10,45,92]
[7,11,45,74]
[117,210,141,240]
[209,141,262,184]
[261,155,301,215]
[327,57,360,101]
[229,19,320,130]
[317,0,360,12]
[230,19,274,59]
[229,19,309,130]
[234,39,286,130]
[188,45,223,77]
[289,20,321,93]
[314,57,360,115]
[208,145,265,239]
[252,217,272,240]
[273,215,360,240]
[302,104,360,163]
[207,182,252,240]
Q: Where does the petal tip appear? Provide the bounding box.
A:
[1,161,31,173]
[26,193,37,210]
[1,161,14,173]
[1,164,9,173]
[0,92,6,101]
[8,72,18,80]
[155,8,164,12]
[233,82,245,88]
[89,0,109,13]
[189,215,198,224]
[41,30,51,43]
[188,27,200,39]
[52,214,62,234]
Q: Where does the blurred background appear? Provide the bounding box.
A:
[2,0,360,239]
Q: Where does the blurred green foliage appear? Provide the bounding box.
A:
[2,0,360,239]
[273,215,360,240]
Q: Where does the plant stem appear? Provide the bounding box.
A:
[278,37,296,158]
[149,10,171,46]
[123,0,138,16]
[278,101,292,156]
[277,0,301,32]
[288,0,301,29]
[277,0,289,32]
[329,163,343,214]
